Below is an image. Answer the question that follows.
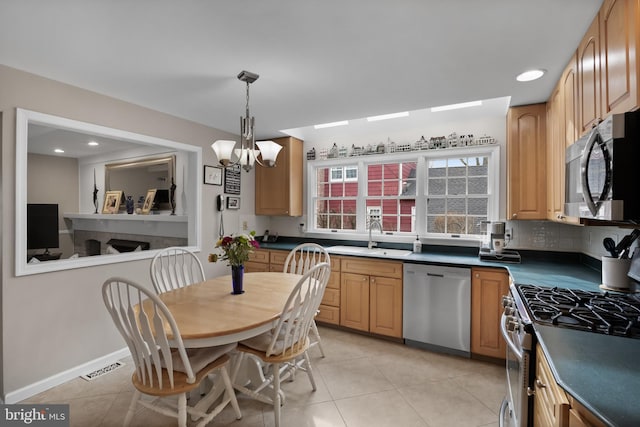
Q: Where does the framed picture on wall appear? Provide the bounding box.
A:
[142,189,157,214]
[224,164,241,194]
[103,190,123,214]
[203,165,223,185]
[226,196,240,210]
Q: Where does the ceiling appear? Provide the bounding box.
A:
[1,0,603,141]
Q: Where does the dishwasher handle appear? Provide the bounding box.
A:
[426,272,444,278]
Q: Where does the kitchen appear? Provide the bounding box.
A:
[3,1,640,426]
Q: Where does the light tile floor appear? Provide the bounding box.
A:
[21,327,505,427]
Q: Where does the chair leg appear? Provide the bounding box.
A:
[273,362,282,427]
[310,320,325,357]
[220,366,242,420]
[178,393,188,427]
[123,390,140,427]
[303,351,317,391]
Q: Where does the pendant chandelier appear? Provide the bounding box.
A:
[211,70,282,172]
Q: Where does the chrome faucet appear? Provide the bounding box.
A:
[368,218,382,249]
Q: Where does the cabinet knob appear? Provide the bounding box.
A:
[475,273,480,278]
[512,213,517,219]
[557,214,565,220]
[536,379,547,389]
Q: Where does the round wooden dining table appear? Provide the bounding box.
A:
[147,271,303,348]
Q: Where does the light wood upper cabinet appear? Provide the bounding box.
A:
[507,104,547,220]
[600,0,639,116]
[577,12,602,136]
[471,267,509,360]
[547,87,564,221]
[255,136,303,216]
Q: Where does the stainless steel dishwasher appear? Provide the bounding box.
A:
[403,263,471,357]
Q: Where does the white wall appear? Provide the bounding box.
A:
[0,64,259,401]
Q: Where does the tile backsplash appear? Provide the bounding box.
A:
[507,220,639,260]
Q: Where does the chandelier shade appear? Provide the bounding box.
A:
[211,70,281,171]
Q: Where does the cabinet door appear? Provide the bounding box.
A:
[547,86,564,221]
[255,136,303,216]
[471,267,509,359]
[600,0,638,116]
[507,104,547,220]
[563,54,578,148]
[340,272,369,331]
[578,12,601,136]
[369,275,402,338]
[534,346,570,427]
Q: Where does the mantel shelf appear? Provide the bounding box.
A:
[63,212,188,238]
[63,213,188,222]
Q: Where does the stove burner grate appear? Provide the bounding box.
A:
[517,284,640,339]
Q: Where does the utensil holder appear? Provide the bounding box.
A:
[602,256,632,289]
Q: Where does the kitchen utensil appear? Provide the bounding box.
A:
[615,229,640,259]
[603,237,618,257]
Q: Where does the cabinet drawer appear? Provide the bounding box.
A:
[270,250,289,265]
[321,287,340,306]
[330,256,341,272]
[340,258,402,279]
[248,250,269,264]
[327,271,340,289]
[316,304,339,325]
[244,261,269,273]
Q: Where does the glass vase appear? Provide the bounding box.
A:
[231,265,244,294]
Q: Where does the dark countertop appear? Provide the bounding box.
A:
[259,238,635,426]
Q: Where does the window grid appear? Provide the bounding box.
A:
[308,147,497,238]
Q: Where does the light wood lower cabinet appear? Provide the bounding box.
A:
[471,267,509,359]
[340,258,403,338]
[316,257,342,325]
[534,345,570,427]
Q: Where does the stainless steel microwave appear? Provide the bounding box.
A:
[565,111,640,221]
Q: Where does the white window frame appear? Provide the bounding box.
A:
[307,145,500,239]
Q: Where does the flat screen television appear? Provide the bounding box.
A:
[27,203,59,254]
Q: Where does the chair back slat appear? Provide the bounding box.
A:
[283,243,330,275]
[102,277,195,390]
[150,247,206,294]
[267,262,331,357]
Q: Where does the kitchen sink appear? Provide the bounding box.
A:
[326,245,412,258]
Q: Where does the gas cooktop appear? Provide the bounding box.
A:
[516,284,640,339]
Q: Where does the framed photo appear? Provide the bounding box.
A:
[142,189,157,214]
[226,196,240,210]
[204,165,223,186]
[224,164,241,195]
[103,190,123,214]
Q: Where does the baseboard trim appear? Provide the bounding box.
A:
[3,347,130,404]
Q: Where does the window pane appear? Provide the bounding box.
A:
[427,198,445,214]
[468,176,487,194]
[428,178,446,195]
[449,177,466,195]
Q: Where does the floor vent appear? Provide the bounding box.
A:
[80,361,125,381]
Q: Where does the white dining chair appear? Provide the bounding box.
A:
[231,262,331,427]
[102,277,241,427]
[283,243,330,357]
[150,247,205,294]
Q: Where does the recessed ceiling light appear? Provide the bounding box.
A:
[54,148,64,153]
[431,100,482,112]
[366,111,409,122]
[516,69,546,82]
[88,141,99,146]
[314,120,349,129]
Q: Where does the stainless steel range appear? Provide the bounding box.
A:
[500,283,640,427]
